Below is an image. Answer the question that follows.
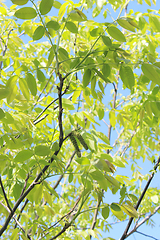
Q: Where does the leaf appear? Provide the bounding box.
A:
[83,69,92,87]
[33,25,45,41]
[117,18,136,32]
[14,150,33,163]
[107,26,126,42]
[35,145,51,156]
[102,205,110,219]
[46,20,60,31]
[69,8,87,22]
[15,7,37,20]
[19,78,30,101]
[26,73,37,96]
[53,1,61,9]
[11,0,29,5]
[0,108,5,119]
[37,69,46,82]
[0,88,10,100]
[93,68,110,83]
[121,204,138,218]
[111,203,121,212]
[105,175,120,188]
[151,195,159,203]
[102,64,111,77]
[6,76,18,103]
[62,98,75,110]
[141,63,160,85]
[39,0,53,15]
[66,21,78,33]
[109,110,116,128]
[101,35,112,47]
[119,65,135,89]
[97,132,110,145]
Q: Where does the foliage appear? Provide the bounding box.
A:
[0,0,160,239]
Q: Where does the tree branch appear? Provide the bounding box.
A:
[120,156,160,240]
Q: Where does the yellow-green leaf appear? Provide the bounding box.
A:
[101,35,112,47]
[11,0,28,5]
[83,69,92,87]
[0,108,5,119]
[46,20,60,31]
[69,8,87,22]
[141,63,160,85]
[15,7,37,20]
[14,150,33,162]
[107,26,126,42]
[117,18,136,32]
[33,25,45,41]
[26,73,37,96]
[39,0,53,15]
[66,21,78,33]
[121,204,138,218]
[35,145,51,156]
[0,88,10,100]
[19,78,30,101]
[120,65,135,89]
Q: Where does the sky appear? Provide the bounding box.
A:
[3,0,160,240]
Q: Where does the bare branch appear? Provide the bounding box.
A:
[120,156,160,240]
[0,176,12,213]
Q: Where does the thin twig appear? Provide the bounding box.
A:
[0,176,12,213]
[120,156,160,240]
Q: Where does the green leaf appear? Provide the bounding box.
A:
[102,205,110,219]
[6,76,18,104]
[107,26,126,42]
[19,78,30,101]
[46,20,60,31]
[117,18,136,32]
[35,145,51,156]
[97,132,110,145]
[141,63,160,85]
[0,88,10,100]
[105,175,120,188]
[149,16,160,32]
[93,68,110,83]
[69,8,87,22]
[15,7,37,20]
[101,35,112,47]
[66,21,78,33]
[39,0,53,15]
[109,110,116,128]
[33,25,45,41]
[37,69,46,82]
[83,69,92,87]
[119,65,135,89]
[11,0,29,5]
[14,150,33,163]
[111,203,121,212]
[102,64,110,77]
[121,203,138,218]
[53,1,61,9]
[62,98,75,110]
[0,108,5,119]
[90,28,103,37]
[26,73,37,96]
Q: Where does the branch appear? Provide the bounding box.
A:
[0,176,12,213]
[0,28,13,70]
[120,156,160,240]
[0,201,32,240]
[126,205,160,238]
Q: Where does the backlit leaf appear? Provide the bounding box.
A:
[33,25,45,41]
[26,73,37,96]
[39,0,53,15]
[11,0,28,5]
[141,63,160,85]
[107,26,126,42]
[46,20,60,31]
[14,150,33,162]
[83,69,92,87]
[35,145,51,156]
[0,108,5,119]
[66,21,78,33]
[15,7,37,20]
